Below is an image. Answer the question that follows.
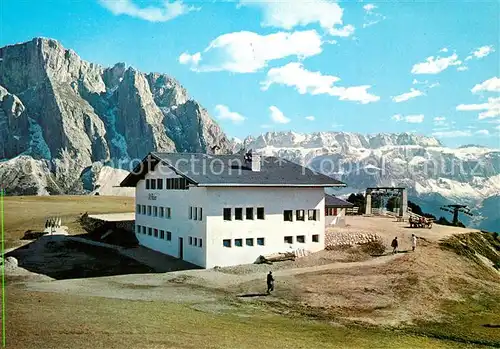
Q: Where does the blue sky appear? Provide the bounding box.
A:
[1,0,499,148]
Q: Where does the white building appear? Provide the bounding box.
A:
[120,151,345,268]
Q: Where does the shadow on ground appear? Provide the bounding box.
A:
[237,293,269,298]
[6,235,196,280]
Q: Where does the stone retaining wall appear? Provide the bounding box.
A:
[325,231,382,248]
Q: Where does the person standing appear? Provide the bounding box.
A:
[411,234,417,252]
[391,237,398,254]
[267,271,274,294]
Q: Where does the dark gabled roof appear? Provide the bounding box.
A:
[325,194,354,208]
[120,152,346,188]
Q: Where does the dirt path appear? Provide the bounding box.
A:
[21,253,403,302]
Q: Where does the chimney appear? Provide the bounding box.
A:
[244,150,261,172]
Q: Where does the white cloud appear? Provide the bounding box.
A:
[432,130,472,138]
[391,88,424,103]
[439,48,449,53]
[178,52,201,66]
[471,77,500,93]
[98,0,195,22]
[392,114,424,123]
[363,4,377,12]
[328,24,355,37]
[305,116,315,121]
[412,79,427,85]
[433,116,447,126]
[495,125,500,130]
[239,0,354,37]
[214,105,245,124]
[261,62,380,104]
[269,106,291,124]
[179,30,323,73]
[362,3,385,28]
[475,129,489,136]
[456,97,500,119]
[457,66,469,72]
[411,53,462,74]
[466,45,495,60]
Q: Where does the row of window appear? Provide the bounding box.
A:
[136,225,172,241]
[223,207,265,221]
[189,206,203,221]
[145,178,189,190]
[283,209,320,222]
[136,205,172,218]
[223,237,265,247]
[325,208,339,216]
[188,236,203,247]
[285,235,319,244]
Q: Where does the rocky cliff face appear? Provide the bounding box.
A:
[0,38,231,194]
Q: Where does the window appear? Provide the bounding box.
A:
[146,179,150,189]
[308,209,318,221]
[223,208,232,221]
[189,206,193,220]
[136,225,141,234]
[284,210,293,222]
[194,237,198,246]
[312,234,319,243]
[166,231,172,241]
[165,178,188,190]
[284,236,293,244]
[160,230,165,239]
[151,179,156,190]
[296,235,305,243]
[246,207,254,220]
[198,238,203,247]
[142,205,146,215]
[235,208,243,220]
[257,207,265,220]
[235,238,243,247]
[189,236,193,245]
[246,238,254,246]
[194,206,198,220]
[148,227,152,236]
[166,207,171,218]
[257,237,265,246]
[223,239,231,247]
[154,229,158,238]
[326,208,337,216]
[159,207,164,218]
[198,207,203,221]
[142,226,146,235]
[157,178,163,189]
[296,210,305,221]
[136,204,140,214]
[153,206,158,217]
[147,205,152,216]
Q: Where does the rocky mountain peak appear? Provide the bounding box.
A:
[0,37,230,194]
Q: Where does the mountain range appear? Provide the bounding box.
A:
[0,38,498,231]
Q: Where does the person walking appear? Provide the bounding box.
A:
[411,234,417,252]
[266,271,274,294]
[391,237,398,254]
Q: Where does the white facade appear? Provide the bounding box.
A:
[134,163,326,268]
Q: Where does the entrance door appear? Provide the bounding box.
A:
[178,237,184,259]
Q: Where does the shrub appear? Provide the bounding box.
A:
[360,240,386,256]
